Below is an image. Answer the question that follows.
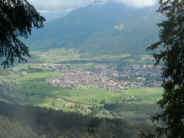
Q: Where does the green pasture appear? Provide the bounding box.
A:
[0,69,163,109]
[123,88,163,104]
[12,71,162,111]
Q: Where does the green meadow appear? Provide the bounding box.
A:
[0,67,162,117]
[0,51,163,138]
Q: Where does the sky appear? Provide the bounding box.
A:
[29,0,157,13]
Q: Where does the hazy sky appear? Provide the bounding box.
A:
[29,0,157,13]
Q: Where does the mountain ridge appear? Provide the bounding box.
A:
[28,3,160,56]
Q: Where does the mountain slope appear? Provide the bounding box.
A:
[28,3,160,55]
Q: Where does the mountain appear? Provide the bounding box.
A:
[28,3,160,56]
[41,11,69,21]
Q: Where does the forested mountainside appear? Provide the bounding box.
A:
[27,3,160,55]
[0,101,152,138]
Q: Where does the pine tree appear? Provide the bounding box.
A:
[145,0,184,137]
[0,0,45,67]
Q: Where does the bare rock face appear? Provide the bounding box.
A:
[114,24,124,32]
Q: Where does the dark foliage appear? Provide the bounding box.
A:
[0,101,133,138]
[0,0,45,67]
[145,0,184,138]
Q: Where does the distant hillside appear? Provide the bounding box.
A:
[28,3,160,56]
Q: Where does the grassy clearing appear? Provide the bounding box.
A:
[123,88,163,104]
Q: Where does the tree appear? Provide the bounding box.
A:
[0,0,45,67]
[143,0,184,138]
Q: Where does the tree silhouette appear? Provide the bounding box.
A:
[0,0,45,67]
[143,0,184,138]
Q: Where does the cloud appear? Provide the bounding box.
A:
[28,0,157,13]
[116,0,156,8]
[28,0,93,12]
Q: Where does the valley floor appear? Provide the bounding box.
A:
[0,51,163,137]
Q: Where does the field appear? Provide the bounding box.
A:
[29,48,154,64]
[0,48,162,113]
[0,49,164,138]
[0,65,162,118]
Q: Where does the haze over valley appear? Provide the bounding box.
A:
[0,1,164,138]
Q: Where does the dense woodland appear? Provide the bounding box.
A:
[0,101,150,138]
